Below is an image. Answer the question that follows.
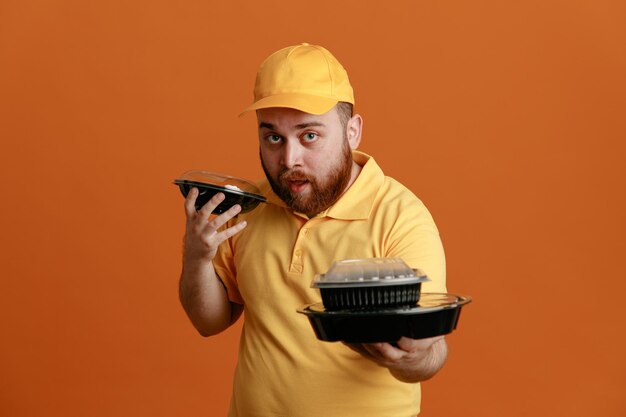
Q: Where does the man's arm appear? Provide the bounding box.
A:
[345,193,448,382]
[345,336,447,383]
[179,188,246,337]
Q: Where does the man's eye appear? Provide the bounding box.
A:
[266,135,282,143]
[303,133,317,141]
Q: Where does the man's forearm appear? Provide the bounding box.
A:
[179,259,237,337]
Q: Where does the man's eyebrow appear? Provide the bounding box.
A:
[258,121,326,130]
[295,122,325,129]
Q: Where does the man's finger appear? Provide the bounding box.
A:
[208,204,243,232]
[184,187,199,217]
[396,336,443,353]
[364,343,406,361]
[343,343,377,361]
[198,192,226,218]
[214,219,248,244]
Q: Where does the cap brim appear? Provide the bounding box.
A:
[239,93,340,117]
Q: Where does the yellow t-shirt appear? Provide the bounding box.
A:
[214,151,446,417]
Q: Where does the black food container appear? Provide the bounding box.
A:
[174,170,266,214]
[299,258,471,343]
[311,258,429,311]
[300,293,471,343]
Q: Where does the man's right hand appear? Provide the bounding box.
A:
[183,187,248,263]
[179,187,247,336]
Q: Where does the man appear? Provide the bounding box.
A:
[179,43,448,416]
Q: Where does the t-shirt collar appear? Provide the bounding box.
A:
[322,151,383,220]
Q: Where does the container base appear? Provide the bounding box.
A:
[298,293,471,343]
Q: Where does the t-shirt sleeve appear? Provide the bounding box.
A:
[212,226,244,305]
[385,197,447,293]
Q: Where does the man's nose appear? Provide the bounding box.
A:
[281,140,304,168]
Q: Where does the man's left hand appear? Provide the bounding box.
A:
[344,336,448,383]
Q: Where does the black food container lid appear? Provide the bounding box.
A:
[174,170,266,214]
[312,258,429,288]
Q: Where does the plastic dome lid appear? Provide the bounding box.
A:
[312,258,429,288]
[174,170,263,196]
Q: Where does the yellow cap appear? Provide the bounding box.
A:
[241,43,354,115]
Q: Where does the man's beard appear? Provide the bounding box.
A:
[261,140,353,217]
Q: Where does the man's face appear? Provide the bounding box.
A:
[258,106,355,217]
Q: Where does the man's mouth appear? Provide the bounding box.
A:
[286,178,309,193]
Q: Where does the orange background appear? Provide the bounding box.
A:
[1,1,625,416]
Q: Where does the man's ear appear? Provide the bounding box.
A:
[346,114,363,150]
